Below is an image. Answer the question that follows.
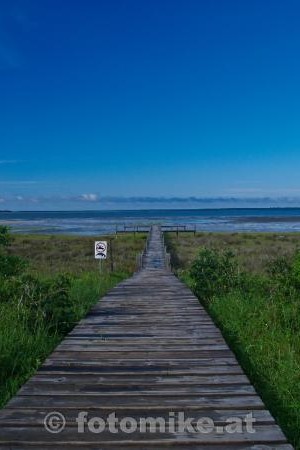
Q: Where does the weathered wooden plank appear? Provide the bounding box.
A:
[6,394,266,409]
[37,366,245,375]
[0,408,276,425]
[0,425,288,443]
[42,358,240,367]
[56,344,230,351]
[0,445,293,450]
[18,384,256,396]
[47,350,234,360]
[27,374,251,385]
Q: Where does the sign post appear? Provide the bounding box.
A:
[95,241,107,274]
[108,238,116,272]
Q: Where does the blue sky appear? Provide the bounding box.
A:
[1,0,300,210]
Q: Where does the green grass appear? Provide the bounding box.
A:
[0,271,126,407]
[166,232,300,449]
[0,301,60,407]
[0,232,146,408]
[165,231,300,273]
[8,232,147,275]
[206,291,300,445]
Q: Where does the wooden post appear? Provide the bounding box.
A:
[109,238,114,272]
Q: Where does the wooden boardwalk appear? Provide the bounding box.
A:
[0,225,293,449]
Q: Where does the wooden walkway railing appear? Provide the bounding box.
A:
[0,225,293,448]
[116,224,197,235]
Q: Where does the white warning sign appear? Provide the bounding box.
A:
[95,241,107,259]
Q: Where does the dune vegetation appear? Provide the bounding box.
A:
[166,231,300,449]
[2,227,300,447]
[0,228,146,407]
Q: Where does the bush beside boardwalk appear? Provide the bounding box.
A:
[165,231,300,449]
[0,228,146,408]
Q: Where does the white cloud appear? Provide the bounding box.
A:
[2,193,300,210]
[79,193,99,202]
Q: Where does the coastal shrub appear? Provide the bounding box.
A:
[0,225,27,277]
[0,227,74,332]
[0,225,12,248]
[267,256,292,283]
[291,251,300,289]
[0,273,75,334]
[41,274,76,334]
[0,254,28,278]
[189,248,240,302]
[267,252,300,298]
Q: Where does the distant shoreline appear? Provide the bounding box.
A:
[2,208,300,234]
[2,206,300,213]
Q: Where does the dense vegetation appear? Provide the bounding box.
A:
[166,231,300,273]
[0,228,145,407]
[7,232,146,275]
[2,228,299,447]
[166,232,300,449]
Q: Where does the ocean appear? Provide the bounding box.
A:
[1,209,300,235]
